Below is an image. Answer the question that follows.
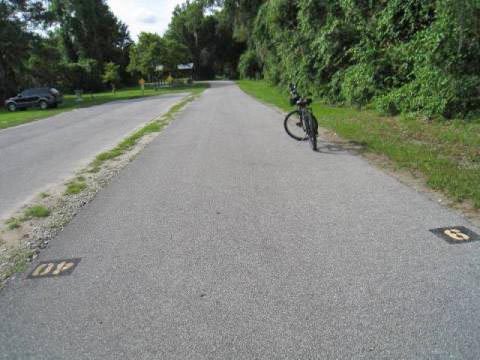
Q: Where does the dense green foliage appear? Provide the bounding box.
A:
[102,62,121,93]
[0,1,36,101]
[237,0,480,118]
[0,0,132,100]
[165,1,244,79]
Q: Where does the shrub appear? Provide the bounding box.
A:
[245,0,480,118]
[340,64,377,106]
[238,49,262,79]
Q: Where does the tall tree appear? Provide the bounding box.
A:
[27,32,64,87]
[50,0,131,64]
[127,32,165,81]
[166,1,218,79]
[0,1,28,101]
[0,0,50,101]
[217,0,265,41]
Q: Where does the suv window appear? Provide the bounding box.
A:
[23,88,50,97]
[21,90,35,97]
[36,88,50,96]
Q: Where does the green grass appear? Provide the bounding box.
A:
[237,80,480,208]
[5,217,20,230]
[24,205,50,219]
[1,248,34,285]
[64,180,87,195]
[91,120,164,170]
[39,192,50,199]
[0,83,209,130]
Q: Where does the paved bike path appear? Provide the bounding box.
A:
[0,81,479,359]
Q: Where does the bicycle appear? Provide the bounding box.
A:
[284,83,318,151]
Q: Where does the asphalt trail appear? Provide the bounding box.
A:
[0,82,479,359]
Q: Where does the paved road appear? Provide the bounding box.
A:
[0,93,186,219]
[1,82,479,359]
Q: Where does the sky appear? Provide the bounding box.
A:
[107,0,185,40]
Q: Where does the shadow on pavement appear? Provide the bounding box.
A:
[316,139,365,155]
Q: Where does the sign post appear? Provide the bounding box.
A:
[155,65,164,89]
[177,63,194,83]
[139,78,145,95]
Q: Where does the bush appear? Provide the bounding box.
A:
[245,0,480,118]
[238,49,262,79]
[376,67,480,118]
[61,59,103,93]
[340,64,377,106]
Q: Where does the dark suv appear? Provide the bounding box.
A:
[5,87,63,112]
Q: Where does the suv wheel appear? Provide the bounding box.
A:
[39,100,48,110]
[7,103,16,112]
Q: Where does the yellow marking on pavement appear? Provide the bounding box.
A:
[444,229,470,241]
[28,258,81,279]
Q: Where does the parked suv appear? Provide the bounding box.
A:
[5,87,63,112]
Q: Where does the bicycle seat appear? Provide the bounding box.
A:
[297,98,312,106]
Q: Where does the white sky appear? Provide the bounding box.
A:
[107,0,185,40]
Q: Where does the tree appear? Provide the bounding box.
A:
[163,38,190,74]
[102,62,120,94]
[216,0,265,42]
[49,0,131,91]
[27,32,64,87]
[0,1,43,101]
[166,1,218,79]
[236,0,480,117]
[50,0,131,63]
[127,32,165,81]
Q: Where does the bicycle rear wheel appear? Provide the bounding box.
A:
[305,112,317,151]
[284,110,307,141]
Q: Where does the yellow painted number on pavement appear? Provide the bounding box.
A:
[32,261,75,277]
[444,228,470,241]
[32,263,54,277]
[52,261,75,275]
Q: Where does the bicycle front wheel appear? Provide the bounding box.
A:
[284,110,307,141]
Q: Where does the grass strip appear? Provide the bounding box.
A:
[2,248,34,281]
[0,83,209,130]
[65,180,87,195]
[237,80,480,208]
[24,205,50,219]
[5,218,20,230]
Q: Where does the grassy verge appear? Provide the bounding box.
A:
[0,83,209,130]
[237,80,480,208]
